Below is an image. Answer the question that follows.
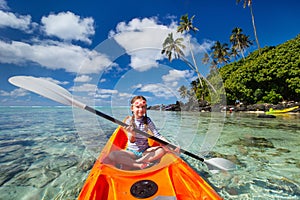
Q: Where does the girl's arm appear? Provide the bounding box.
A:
[125,126,136,143]
[124,117,135,143]
[147,118,168,142]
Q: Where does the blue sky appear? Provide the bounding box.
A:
[1,0,299,106]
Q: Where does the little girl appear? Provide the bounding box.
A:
[109,96,169,169]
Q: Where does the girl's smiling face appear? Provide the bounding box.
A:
[131,99,147,119]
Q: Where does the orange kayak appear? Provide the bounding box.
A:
[78,126,223,200]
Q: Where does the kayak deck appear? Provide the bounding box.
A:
[78,126,223,200]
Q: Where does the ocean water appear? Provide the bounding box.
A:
[0,106,299,199]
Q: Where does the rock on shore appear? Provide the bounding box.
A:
[148,101,300,113]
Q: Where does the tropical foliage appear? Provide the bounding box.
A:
[162,14,299,105]
[211,41,230,65]
[211,34,300,104]
[176,26,253,104]
[230,27,253,59]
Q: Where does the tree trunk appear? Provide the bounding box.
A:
[250,5,261,54]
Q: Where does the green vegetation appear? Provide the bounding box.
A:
[161,13,299,106]
[174,34,300,105]
[211,34,300,104]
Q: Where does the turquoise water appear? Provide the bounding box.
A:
[0,107,299,199]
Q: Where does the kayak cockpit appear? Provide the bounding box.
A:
[78,127,223,200]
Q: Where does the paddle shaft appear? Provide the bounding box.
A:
[8,76,236,171]
[84,105,205,162]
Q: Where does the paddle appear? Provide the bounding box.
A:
[9,75,236,171]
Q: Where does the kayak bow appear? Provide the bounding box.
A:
[78,126,223,200]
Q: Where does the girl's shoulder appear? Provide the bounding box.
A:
[124,116,132,124]
[145,116,153,123]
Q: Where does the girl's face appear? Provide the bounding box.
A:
[131,99,147,119]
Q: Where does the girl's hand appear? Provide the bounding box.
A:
[125,125,135,134]
[173,146,181,154]
[163,145,181,155]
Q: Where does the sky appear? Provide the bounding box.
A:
[0,0,299,107]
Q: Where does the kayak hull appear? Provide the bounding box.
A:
[78,126,223,200]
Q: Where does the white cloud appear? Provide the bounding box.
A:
[109,17,213,73]
[199,39,215,52]
[109,17,179,72]
[161,69,194,88]
[162,69,193,82]
[127,69,193,99]
[132,83,142,89]
[41,11,95,44]
[97,88,118,94]
[0,40,114,74]
[0,9,110,75]
[93,88,118,99]
[118,92,132,98]
[94,94,111,99]
[70,83,118,100]
[129,50,161,71]
[0,10,31,31]
[70,83,97,92]
[99,78,106,83]
[140,83,174,98]
[0,88,28,97]
[74,75,92,82]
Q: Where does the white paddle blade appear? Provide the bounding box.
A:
[205,158,236,171]
[8,76,86,109]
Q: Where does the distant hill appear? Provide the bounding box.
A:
[217,34,300,104]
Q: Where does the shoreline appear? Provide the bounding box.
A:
[148,101,300,114]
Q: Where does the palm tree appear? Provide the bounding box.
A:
[236,0,261,54]
[201,53,218,76]
[230,47,240,60]
[211,41,230,66]
[239,34,252,55]
[177,14,203,88]
[230,27,253,59]
[161,32,199,83]
[178,85,189,100]
[202,53,210,65]
[162,14,217,94]
[161,33,185,61]
[209,60,218,74]
[177,14,199,33]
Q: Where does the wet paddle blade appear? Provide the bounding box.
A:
[205,158,236,171]
[9,76,86,109]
